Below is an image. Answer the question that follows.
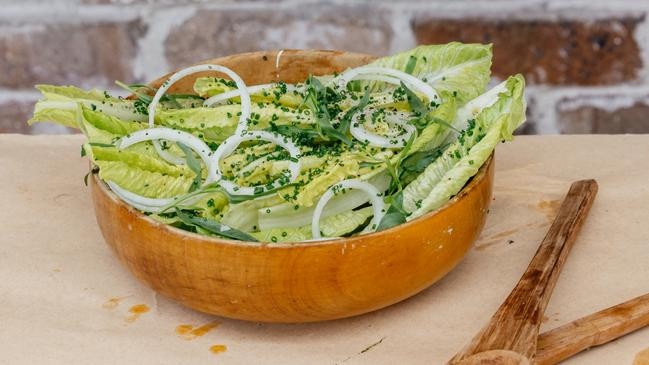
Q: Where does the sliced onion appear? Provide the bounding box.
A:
[107,181,175,206]
[336,66,439,102]
[151,137,187,165]
[208,130,301,196]
[311,179,386,239]
[350,109,416,148]
[106,181,173,213]
[119,127,215,184]
[106,181,205,213]
[109,127,216,212]
[235,151,281,180]
[147,64,251,163]
[203,83,300,107]
[204,84,267,107]
[345,74,402,85]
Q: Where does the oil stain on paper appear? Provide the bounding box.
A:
[474,198,562,251]
[102,296,129,310]
[175,321,220,340]
[537,199,561,222]
[125,304,150,323]
[475,228,520,251]
[209,344,227,355]
[175,321,226,356]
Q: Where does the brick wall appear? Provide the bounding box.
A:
[1,0,648,134]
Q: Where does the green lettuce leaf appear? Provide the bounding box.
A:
[221,194,285,232]
[258,171,391,230]
[251,207,373,242]
[77,106,185,166]
[155,103,314,142]
[234,154,327,187]
[79,107,199,200]
[409,93,457,153]
[280,155,360,208]
[82,106,145,136]
[29,85,147,128]
[194,77,304,108]
[220,150,372,233]
[194,77,234,97]
[367,42,492,105]
[404,74,526,218]
[90,145,196,198]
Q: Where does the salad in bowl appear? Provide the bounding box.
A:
[30,42,526,244]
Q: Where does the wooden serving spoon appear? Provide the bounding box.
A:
[448,179,599,365]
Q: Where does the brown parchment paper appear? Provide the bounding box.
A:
[0,134,647,364]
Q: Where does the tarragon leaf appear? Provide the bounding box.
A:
[400,81,428,117]
[177,142,203,193]
[175,208,258,241]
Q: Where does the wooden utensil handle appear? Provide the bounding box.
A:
[535,293,649,365]
[450,180,598,363]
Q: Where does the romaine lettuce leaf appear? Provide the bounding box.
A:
[219,142,282,178]
[78,105,176,163]
[281,156,360,208]
[194,77,304,108]
[234,154,327,187]
[91,146,196,199]
[409,123,501,219]
[29,85,147,128]
[78,108,200,201]
[403,74,526,217]
[251,207,373,242]
[221,194,285,232]
[155,103,314,142]
[82,106,145,136]
[258,171,391,230]
[194,77,233,97]
[91,145,191,178]
[409,93,457,153]
[367,42,492,105]
[221,153,366,232]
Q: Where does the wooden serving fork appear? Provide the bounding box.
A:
[535,292,649,364]
[448,179,649,364]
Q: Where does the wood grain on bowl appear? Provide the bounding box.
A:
[148,49,376,94]
[91,50,495,323]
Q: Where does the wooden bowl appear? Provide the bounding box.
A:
[90,50,495,323]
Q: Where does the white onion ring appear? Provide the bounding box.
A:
[235,151,281,180]
[350,109,416,148]
[119,127,215,184]
[106,181,173,212]
[344,74,402,86]
[311,179,386,239]
[108,127,215,210]
[336,66,439,103]
[208,130,301,196]
[203,83,300,107]
[107,181,175,207]
[106,181,205,213]
[147,64,252,164]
